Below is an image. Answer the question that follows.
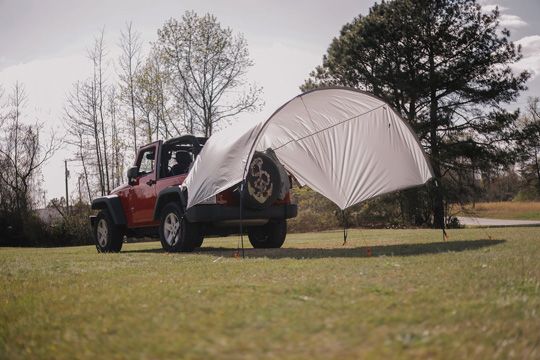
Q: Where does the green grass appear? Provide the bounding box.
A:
[1,228,540,359]
[453,201,540,221]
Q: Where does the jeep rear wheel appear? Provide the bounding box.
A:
[159,203,200,252]
[94,210,123,253]
[247,219,287,249]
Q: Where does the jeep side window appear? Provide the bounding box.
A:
[138,149,155,176]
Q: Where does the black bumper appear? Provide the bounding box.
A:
[185,204,297,223]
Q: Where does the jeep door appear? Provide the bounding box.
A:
[129,144,159,226]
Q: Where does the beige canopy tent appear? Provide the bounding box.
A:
[184,88,433,209]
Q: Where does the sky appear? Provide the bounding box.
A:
[1,0,540,203]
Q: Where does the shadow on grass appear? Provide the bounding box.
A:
[123,239,505,259]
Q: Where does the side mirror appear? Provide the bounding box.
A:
[127,166,139,185]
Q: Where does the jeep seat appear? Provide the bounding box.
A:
[170,151,192,175]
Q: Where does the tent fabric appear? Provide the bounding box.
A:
[183,88,433,210]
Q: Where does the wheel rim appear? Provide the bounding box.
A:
[97,219,108,247]
[163,213,181,246]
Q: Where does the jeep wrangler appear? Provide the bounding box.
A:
[90,135,297,253]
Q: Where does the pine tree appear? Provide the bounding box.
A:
[302,0,529,227]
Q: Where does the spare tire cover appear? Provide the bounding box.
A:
[243,151,281,209]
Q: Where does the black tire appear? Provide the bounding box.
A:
[192,234,204,248]
[247,219,287,249]
[159,202,200,252]
[94,210,123,253]
[243,152,281,209]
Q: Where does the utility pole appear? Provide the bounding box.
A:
[65,160,70,216]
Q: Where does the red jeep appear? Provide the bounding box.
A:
[90,135,297,252]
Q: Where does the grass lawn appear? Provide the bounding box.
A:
[453,201,540,221]
[1,227,539,359]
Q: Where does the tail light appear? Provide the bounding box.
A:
[199,195,217,205]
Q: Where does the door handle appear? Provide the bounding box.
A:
[146,179,156,186]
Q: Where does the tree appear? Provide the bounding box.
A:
[517,97,540,197]
[302,0,529,227]
[156,11,263,137]
[66,31,124,199]
[65,80,105,198]
[118,22,143,155]
[0,82,59,215]
[89,30,111,194]
[107,85,125,189]
[133,49,176,141]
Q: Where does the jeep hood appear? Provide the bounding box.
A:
[183,87,433,210]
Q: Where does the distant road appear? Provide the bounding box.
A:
[457,216,540,227]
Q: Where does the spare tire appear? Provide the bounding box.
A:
[243,151,281,209]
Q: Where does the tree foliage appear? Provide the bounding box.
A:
[63,14,263,204]
[157,11,263,137]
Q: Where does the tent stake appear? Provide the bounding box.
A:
[342,209,348,246]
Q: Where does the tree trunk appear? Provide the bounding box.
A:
[428,42,445,229]
[534,146,540,194]
[92,97,105,196]
[130,79,138,155]
[97,61,110,194]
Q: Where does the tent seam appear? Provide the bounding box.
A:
[272,104,386,152]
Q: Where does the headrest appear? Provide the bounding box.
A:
[175,151,192,163]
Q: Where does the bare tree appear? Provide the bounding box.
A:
[65,31,117,198]
[0,82,59,214]
[89,29,111,194]
[518,97,540,194]
[133,58,157,142]
[118,22,143,154]
[134,49,179,141]
[107,86,125,188]
[65,80,104,197]
[0,85,6,127]
[157,11,263,137]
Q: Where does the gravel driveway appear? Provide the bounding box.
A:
[457,216,540,227]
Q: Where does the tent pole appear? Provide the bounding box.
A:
[239,180,246,258]
[435,179,448,241]
[342,209,348,246]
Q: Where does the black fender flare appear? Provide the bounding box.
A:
[153,186,187,221]
[91,195,127,225]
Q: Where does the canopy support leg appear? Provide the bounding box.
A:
[342,209,348,246]
[435,179,448,241]
[238,180,246,259]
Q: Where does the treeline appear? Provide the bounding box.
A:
[288,164,535,233]
[0,83,61,245]
[2,2,540,246]
[64,12,262,201]
[301,0,539,228]
[0,11,262,246]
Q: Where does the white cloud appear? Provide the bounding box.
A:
[513,35,540,77]
[499,14,528,28]
[480,4,527,29]
[0,54,91,120]
[481,4,508,13]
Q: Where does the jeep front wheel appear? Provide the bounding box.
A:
[94,210,123,253]
[247,219,287,249]
[159,203,199,252]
